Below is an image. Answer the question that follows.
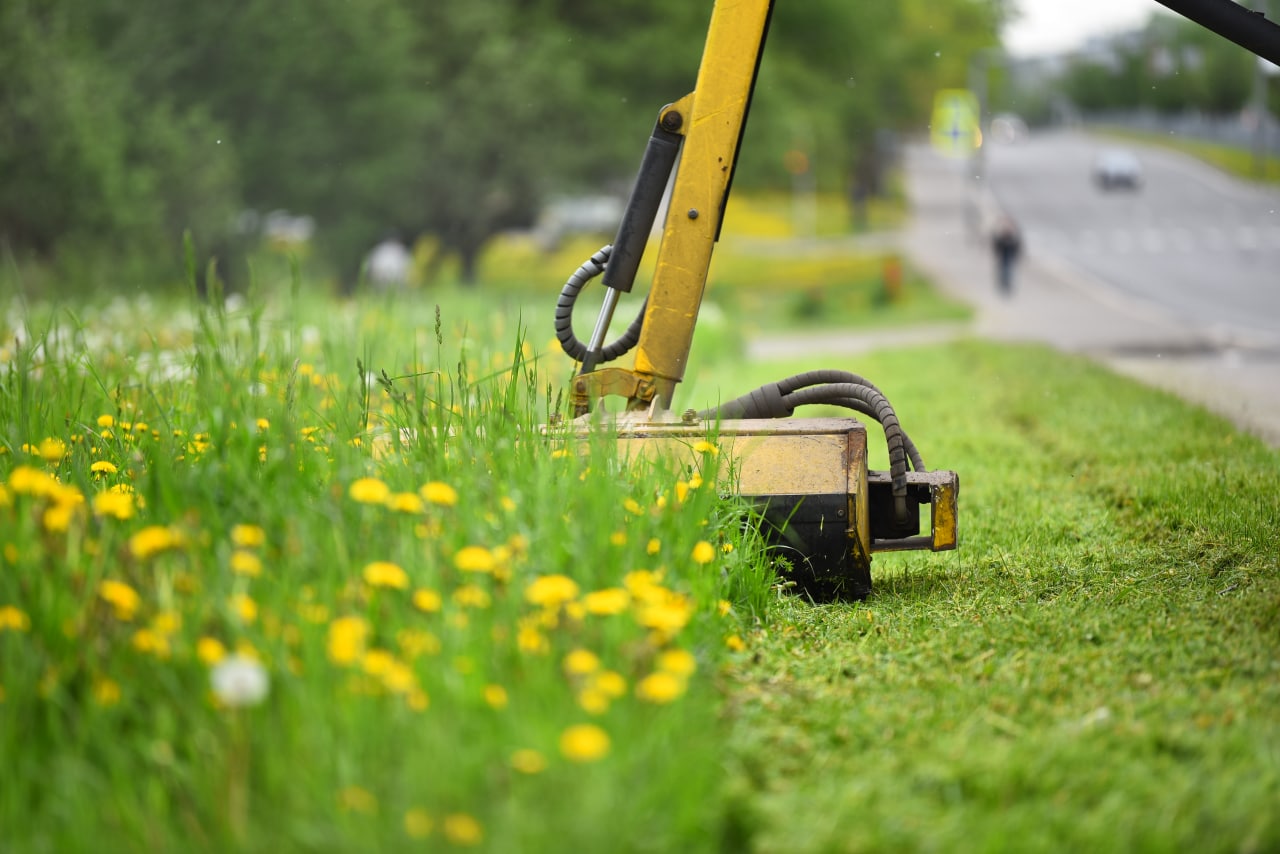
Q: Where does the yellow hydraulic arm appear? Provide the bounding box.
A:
[553,0,958,599]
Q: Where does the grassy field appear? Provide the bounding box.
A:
[2,257,1277,851]
[724,342,1280,853]
[0,291,776,851]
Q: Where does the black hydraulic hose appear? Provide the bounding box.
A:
[697,378,923,492]
[774,369,887,397]
[555,245,647,364]
[782,384,912,494]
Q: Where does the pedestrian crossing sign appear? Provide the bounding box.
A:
[930,89,980,158]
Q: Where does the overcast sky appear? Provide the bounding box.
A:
[1003,0,1166,56]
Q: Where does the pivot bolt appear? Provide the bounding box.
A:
[661,111,683,132]
[682,409,698,424]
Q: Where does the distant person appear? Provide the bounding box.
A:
[991,216,1022,297]
[366,237,412,291]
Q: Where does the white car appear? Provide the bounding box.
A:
[1094,149,1142,190]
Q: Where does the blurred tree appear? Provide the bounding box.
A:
[0,1,239,286]
[1,0,1009,292]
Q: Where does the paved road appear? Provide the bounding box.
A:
[746,133,1280,447]
[900,133,1280,446]
[987,131,1280,348]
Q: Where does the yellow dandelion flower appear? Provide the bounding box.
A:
[338,785,378,814]
[197,636,228,665]
[609,530,627,546]
[8,465,59,497]
[453,584,491,609]
[623,497,644,515]
[361,648,396,676]
[725,634,746,651]
[647,538,661,555]
[593,670,627,699]
[559,723,610,763]
[524,574,579,608]
[688,473,704,489]
[675,481,690,504]
[152,610,181,635]
[0,605,31,632]
[636,671,684,704]
[129,525,183,560]
[256,418,270,430]
[348,477,391,505]
[577,688,609,715]
[516,624,549,655]
[657,648,698,678]
[381,662,416,694]
[386,492,424,514]
[635,593,693,635]
[97,414,115,428]
[230,550,263,577]
[563,648,600,676]
[98,579,141,621]
[419,481,458,506]
[91,490,135,521]
[510,749,547,775]
[691,540,716,565]
[37,437,67,462]
[404,808,433,839]
[362,561,409,590]
[483,684,509,709]
[692,439,718,456]
[230,524,266,548]
[92,677,121,707]
[582,588,629,616]
[453,545,495,573]
[407,688,430,711]
[230,593,258,623]
[500,495,517,512]
[90,460,118,476]
[42,502,75,533]
[131,628,171,658]
[412,588,443,613]
[328,615,369,665]
[397,628,441,658]
[623,569,665,597]
[717,599,733,617]
[722,542,734,554]
[443,813,483,847]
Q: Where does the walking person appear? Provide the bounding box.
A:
[991,216,1022,297]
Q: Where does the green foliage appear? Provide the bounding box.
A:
[0,0,1009,293]
[1062,12,1257,115]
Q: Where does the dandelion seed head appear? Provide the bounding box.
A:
[210,654,269,708]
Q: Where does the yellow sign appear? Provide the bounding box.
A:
[930,89,980,157]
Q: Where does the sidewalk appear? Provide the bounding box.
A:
[749,144,1280,447]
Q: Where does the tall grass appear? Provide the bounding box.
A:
[0,289,775,852]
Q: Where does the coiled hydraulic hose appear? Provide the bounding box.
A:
[554,245,647,364]
[555,252,922,523]
[698,370,924,501]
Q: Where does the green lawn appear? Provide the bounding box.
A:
[722,341,1280,852]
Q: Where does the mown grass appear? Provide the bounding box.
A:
[0,290,776,852]
[721,340,1280,852]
